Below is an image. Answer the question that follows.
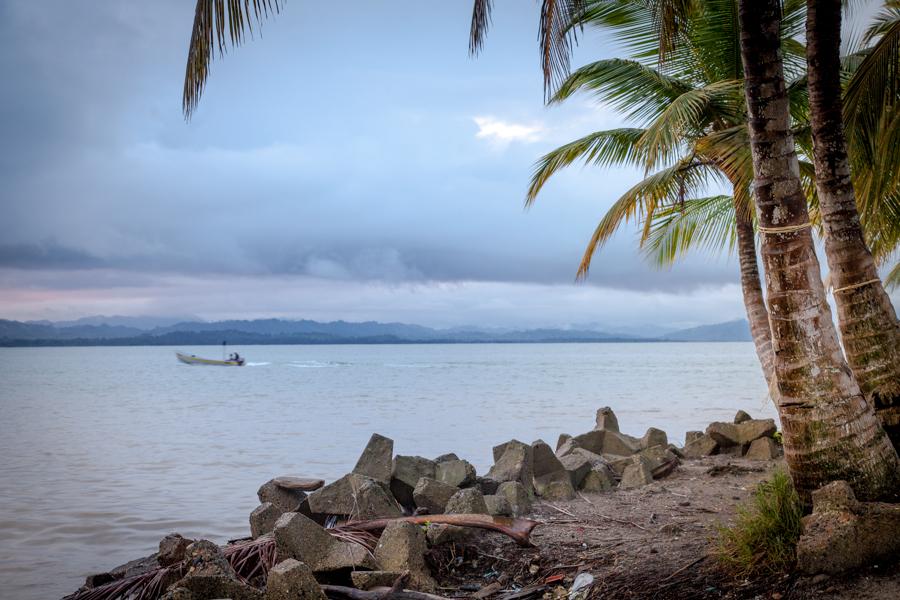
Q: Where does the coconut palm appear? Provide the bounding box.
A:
[737,0,900,502]
[521,0,813,392]
[804,0,900,448]
[524,0,900,449]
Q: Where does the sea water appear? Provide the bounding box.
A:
[0,342,773,599]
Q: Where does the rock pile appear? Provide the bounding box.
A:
[683,410,781,460]
[68,407,784,600]
[797,480,900,575]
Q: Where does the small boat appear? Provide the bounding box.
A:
[176,352,245,366]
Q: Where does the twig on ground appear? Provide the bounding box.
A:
[660,555,707,582]
[544,504,578,518]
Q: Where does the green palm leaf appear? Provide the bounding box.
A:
[641,194,737,267]
[526,128,648,206]
[551,58,694,123]
[576,155,721,278]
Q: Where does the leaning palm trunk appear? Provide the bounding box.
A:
[733,196,776,394]
[738,0,900,504]
[806,0,900,450]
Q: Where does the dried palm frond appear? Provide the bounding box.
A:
[469,0,493,56]
[183,0,282,119]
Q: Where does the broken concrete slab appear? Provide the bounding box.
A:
[158,533,192,567]
[797,481,900,575]
[412,477,458,514]
[682,434,718,459]
[445,488,489,514]
[170,540,263,600]
[250,502,282,539]
[684,431,703,445]
[374,521,437,592]
[641,427,668,450]
[258,479,307,513]
[435,459,476,488]
[532,439,567,478]
[273,512,377,573]
[434,453,459,463]
[733,410,752,424]
[484,494,510,516]
[559,452,592,488]
[744,437,779,460]
[595,407,620,432]
[706,419,776,448]
[352,433,394,483]
[307,473,402,520]
[602,431,641,456]
[620,456,654,489]
[266,559,327,600]
[496,481,531,516]
[350,571,405,591]
[580,466,616,492]
[556,433,572,451]
[273,477,325,491]
[602,454,633,477]
[534,471,576,500]
[571,430,606,455]
[486,441,534,497]
[391,455,436,508]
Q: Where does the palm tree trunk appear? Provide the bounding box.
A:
[738,0,900,503]
[806,0,900,450]
[733,198,776,393]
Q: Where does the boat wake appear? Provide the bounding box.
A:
[245,362,271,366]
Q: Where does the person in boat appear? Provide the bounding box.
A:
[230,352,241,362]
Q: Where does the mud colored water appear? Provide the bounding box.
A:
[0,343,773,598]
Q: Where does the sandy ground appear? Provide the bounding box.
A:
[428,455,900,600]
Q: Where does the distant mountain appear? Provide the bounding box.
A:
[33,315,199,330]
[0,316,753,346]
[663,319,751,342]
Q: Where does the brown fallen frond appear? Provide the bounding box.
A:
[322,584,451,600]
[339,514,541,547]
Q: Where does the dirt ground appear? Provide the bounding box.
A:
[427,455,900,600]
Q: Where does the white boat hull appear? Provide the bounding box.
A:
[176,352,244,366]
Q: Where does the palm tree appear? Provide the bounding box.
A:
[521,0,813,392]
[738,0,900,502]
[523,0,900,449]
[805,0,900,448]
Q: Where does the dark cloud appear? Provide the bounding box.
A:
[0,0,745,323]
[0,241,105,270]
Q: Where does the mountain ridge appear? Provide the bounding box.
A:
[0,317,752,346]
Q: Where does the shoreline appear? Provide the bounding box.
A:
[60,407,900,600]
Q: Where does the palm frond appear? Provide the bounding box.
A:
[637,78,744,170]
[844,1,900,157]
[642,194,737,267]
[648,0,695,63]
[885,260,900,289]
[526,128,649,205]
[183,0,282,119]
[539,0,586,97]
[469,0,493,56]
[551,58,694,123]
[576,155,721,278]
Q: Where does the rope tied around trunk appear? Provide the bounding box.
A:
[757,221,812,234]
[832,278,883,294]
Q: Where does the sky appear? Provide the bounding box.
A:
[1,0,888,329]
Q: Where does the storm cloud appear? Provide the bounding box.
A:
[0,0,760,326]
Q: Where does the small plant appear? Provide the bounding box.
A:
[715,469,803,577]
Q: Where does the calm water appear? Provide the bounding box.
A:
[0,343,773,599]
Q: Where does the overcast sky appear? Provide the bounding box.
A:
[3,0,886,329]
